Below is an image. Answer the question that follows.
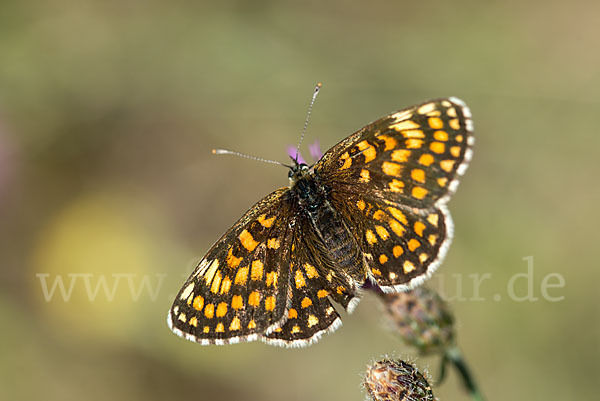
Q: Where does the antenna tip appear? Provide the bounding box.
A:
[211,149,217,154]
[316,82,322,90]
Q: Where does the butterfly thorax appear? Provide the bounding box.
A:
[287,163,364,302]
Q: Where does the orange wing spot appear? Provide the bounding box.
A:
[427,213,439,226]
[301,297,313,308]
[193,295,204,311]
[419,253,429,263]
[417,103,436,114]
[391,110,413,121]
[449,118,460,130]
[295,269,306,288]
[203,259,220,285]
[220,276,232,294]
[357,141,376,163]
[434,130,449,141]
[359,169,370,183]
[412,186,429,199]
[291,325,301,334]
[393,245,404,258]
[382,161,402,177]
[428,234,438,245]
[250,260,264,281]
[366,229,378,245]
[428,117,444,129]
[180,282,195,301]
[266,271,278,287]
[239,229,259,252]
[378,134,398,150]
[248,320,257,329]
[216,302,228,317]
[336,286,346,294]
[226,248,243,268]
[379,254,388,264]
[267,238,280,249]
[189,316,198,327]
[450,146,461,157]
[210,270,222,294]
[231,295,244,310]
[326,272,333,282]
[389,119,420,131]
[257,213,276,228]
[317,289,329,298]
[234,266,249,285]
[178,313,187,323]
[375,225,390,240]
[265,295,276,311]
[411,168,426,183]
[402,129,425,139]
[373,210,386,220]
[304,263,319,279]
[430,141,445,154]
[408,238,421,251]
[288,308,298,319]
[414,221,426,237]
[456,134,463,142]
[403,260,416,273]
[419,153,434,166]
[447,107,457,117]
[389,220,405,237]
[307,315,319,328]
[388,179,405,193]
[229,316,241,331]
[203,326,210,333]
[391,149,411,162]
[215,323,225,333]
[406,138,423,149]
[356,199,366,210]
[339,151,352,170]
[204,303,215,319]
[248,291,261,306]
[440,159,455,172]
[387,207,408,225]
[437,177,448,187]
[372,268,382,275]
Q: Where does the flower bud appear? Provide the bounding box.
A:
[380,287,454,354]
[364,359,435,401]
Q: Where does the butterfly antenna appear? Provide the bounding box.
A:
[294,82,322,163]
[212,148,290,167]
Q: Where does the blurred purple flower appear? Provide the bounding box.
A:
[287,140,322,164]
[308,140,323,161]
[287,145,307,164]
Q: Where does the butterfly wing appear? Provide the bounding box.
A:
[261,220,343,347]
[168,188,296,345]
[315,98,473,290]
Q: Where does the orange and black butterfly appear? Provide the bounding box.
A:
[168,90,473,347]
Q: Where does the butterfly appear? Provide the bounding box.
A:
[167,96,473,347]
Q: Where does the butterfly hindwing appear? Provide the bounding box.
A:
[261,227,342,347]
[315,98,473,208]
[331,192,451,291]
[168,188,294,344]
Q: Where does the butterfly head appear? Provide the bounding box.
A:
[288,161,311,186]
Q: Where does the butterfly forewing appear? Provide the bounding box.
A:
[168,188,294,344]
[315,98,473,208]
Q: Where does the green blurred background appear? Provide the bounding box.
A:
[1,1,598,400]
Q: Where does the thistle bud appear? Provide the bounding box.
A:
[364,359,435,401]
[380,287,454,354]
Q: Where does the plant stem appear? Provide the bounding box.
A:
[444,346,486,401]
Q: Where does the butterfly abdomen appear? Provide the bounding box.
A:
[291,174,364,298]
